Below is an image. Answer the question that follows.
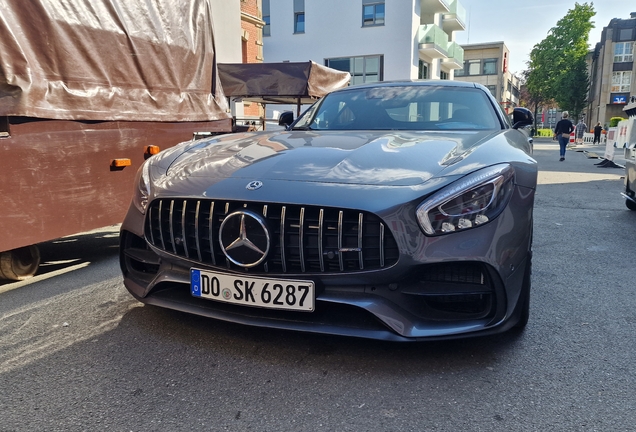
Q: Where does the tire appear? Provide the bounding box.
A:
[513,254,531,329]
[0,245,41,281]
[626,197,636,211]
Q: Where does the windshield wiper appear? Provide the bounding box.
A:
[291,126,313,131]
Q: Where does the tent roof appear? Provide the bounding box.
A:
[218,61,351,105]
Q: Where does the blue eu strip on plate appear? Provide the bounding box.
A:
[191,269,201,297]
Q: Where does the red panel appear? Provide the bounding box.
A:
[0,118,232,252]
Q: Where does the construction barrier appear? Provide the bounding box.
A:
[549,129,606,144]
[570,132,597,145]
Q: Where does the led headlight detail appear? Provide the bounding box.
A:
[416,164,515,236]
[132,161,151,214]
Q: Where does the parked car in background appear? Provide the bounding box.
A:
[619,105,636,210]
[120,80,536,341]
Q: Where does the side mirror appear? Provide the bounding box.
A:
[278,111,294,128]
[512,107,533,129]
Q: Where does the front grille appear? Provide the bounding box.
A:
[144,199,399,274]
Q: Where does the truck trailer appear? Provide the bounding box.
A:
[0,0,233,279]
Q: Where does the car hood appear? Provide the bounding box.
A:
[162,130,498,187]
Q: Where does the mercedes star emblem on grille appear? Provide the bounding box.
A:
[246,181,263,190]
[219,210,270,267]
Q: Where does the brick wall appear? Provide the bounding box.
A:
[240,0,264,119]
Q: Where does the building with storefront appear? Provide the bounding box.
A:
[586,12,636,127]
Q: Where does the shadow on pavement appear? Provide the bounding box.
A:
[0,225,120,286]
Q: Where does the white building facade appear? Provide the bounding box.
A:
[210,0,243,64]
[262,0,466,83]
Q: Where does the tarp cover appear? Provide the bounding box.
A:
[0,0,229,122]
[218,62,351,105]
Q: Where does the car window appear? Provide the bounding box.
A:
[295,85,501,131]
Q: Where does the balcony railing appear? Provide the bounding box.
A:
[442,0,466,32]
[442,42,464,69]
[420,0,451,15]
[418,24,449,59]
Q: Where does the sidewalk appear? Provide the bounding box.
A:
[532,137,627,168]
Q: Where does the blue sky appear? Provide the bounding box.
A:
[453,0,629,74]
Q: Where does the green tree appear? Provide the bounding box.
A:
[526,2,595,122]
[521,70,549,133]
[556,57,589,119]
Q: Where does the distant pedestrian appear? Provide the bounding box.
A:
[574,118,587,144]
[553,111,574,161]
[593,122,603,144]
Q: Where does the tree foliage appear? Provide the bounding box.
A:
[556,57,589,118]
[525,2,595,122]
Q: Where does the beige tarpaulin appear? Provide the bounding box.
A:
[0,0,229,122]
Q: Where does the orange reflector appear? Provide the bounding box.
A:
[144,145,160,155]
[111,158,132,168]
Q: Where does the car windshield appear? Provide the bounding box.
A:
[292,85,501,131]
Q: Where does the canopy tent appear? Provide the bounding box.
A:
[218,61,351,115]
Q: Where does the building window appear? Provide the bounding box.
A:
[482,58,497,75]
[262,0,270,36]
[362,1,385,27]
[619,28,634,41]
[241,39,248,63]
[454,65,465,76]
[612,71,632,92]
[418,60,429,79]
[614,42,634,63]
[294,0,305,33]
[440,70,449,80]
[467,60,480,75]
[294,13,305,33]
[326,55,383,85]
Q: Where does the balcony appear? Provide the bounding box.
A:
[442,0,466,32]
[418,24,449,59]
[420,0,450,15]
[442,42,464,69]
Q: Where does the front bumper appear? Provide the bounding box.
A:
[119,185,533,341]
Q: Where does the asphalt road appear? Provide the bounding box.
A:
[1,138,635,432]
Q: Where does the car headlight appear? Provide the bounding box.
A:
[132,161,151,214]
[416,164,515,236]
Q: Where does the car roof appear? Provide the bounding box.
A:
[335,80,481,92]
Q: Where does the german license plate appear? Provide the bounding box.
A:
[191,268,315,312]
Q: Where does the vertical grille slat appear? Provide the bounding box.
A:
[358,212,364,270]
[158,200,166,250]
[145,199,398,274]
[318,209,325,272]
[181,200,189,259]
[299,207,305,272]
[208,201,216,266]
[263,205,269,272]
[337,211,344,272]
[194,201,202,262]
[380,223,385,268]
[168,200,176,254]
[280,206,287,273]
[148,205,156,246]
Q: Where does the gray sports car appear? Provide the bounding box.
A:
[120,80,536,341]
